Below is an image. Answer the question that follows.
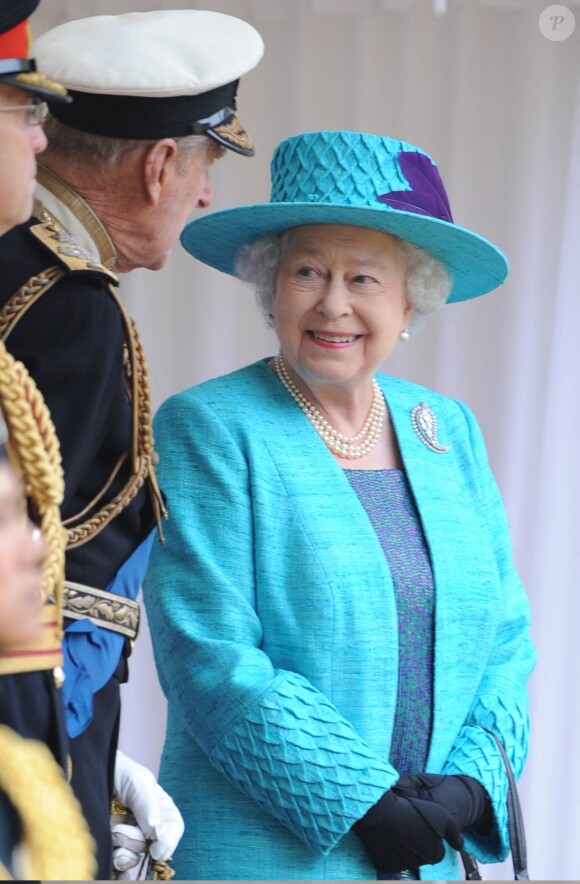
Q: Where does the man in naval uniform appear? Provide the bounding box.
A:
[0,0,69,237]
[0,345,96,881]
[0,1,72,872]
[0,12,94,872]
[0,8,264,878]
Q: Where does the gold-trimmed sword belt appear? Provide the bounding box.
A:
[63,580,140,640]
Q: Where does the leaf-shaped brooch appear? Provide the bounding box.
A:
[410,402,451,454]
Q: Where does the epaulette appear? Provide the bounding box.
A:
[29,216,119,286]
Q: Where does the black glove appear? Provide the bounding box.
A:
[392,773,493,833]
[353,787,464,875]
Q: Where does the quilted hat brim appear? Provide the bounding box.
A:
[180,201,508,304]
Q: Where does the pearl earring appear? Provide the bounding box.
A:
[399,328,410,342]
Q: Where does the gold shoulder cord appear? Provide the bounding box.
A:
[0,218,167,551]
[63,293,167,549]
[0,725,96,880]
[0,340,65,615]
[0,349,95,876]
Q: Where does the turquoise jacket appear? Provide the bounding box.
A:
[144,359,536,881]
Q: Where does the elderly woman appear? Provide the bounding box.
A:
[144,130,536,881]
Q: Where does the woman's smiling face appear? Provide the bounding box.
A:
[272,224,413,393]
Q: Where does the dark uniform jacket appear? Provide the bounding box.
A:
[0,166,156,877]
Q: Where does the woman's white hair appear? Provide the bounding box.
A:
[236,227,452,332]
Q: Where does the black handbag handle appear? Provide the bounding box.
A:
[460,728,529,880]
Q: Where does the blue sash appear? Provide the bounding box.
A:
[62,531,156,738]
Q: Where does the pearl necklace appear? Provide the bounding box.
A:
[273,354,386,459]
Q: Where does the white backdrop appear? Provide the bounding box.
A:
[34,1,580,879]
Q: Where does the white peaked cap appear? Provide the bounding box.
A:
[35,10,265,155]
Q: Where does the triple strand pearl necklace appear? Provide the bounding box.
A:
[273,354,386,460]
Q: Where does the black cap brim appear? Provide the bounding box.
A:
[1,72,71,102]
[49,81,253,152]
[209,112,255,157]
[0,59,70,102]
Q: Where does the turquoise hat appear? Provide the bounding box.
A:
[180,130,509,303]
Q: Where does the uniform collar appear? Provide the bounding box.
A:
[34,164,116,270]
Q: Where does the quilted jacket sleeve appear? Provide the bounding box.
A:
[441,401,536,862]
[144,392,398,857]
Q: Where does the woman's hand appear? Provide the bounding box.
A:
[392,773,492,832]
[353,787,464,875]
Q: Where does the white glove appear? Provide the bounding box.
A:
[112,750,184,879]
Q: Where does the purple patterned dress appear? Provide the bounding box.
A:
[345,468,435,881]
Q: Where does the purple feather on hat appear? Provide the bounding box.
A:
[378,151,454,223]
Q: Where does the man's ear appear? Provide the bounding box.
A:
[143,138,179,206]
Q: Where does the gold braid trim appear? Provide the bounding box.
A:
[64,293,167,549]
[0,266,65,340]
[0,342,65,614]
[0,725,96,880]
[152,859,176,880]
[130,315,167,539]
[14,71,69,98]
[1,264,167,551]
